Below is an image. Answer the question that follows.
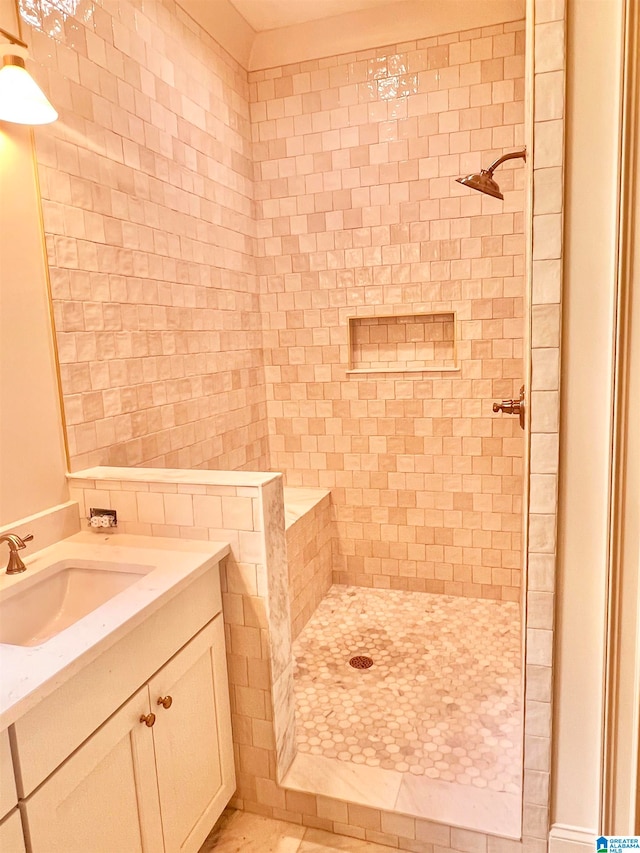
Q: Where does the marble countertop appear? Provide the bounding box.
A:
[68,466,280,488]
[0,531,230,730]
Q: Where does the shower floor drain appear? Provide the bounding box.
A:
[349,655,373,669]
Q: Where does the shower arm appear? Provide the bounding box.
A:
[485,148,527,175]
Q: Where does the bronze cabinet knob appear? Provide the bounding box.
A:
[140,712,156,727]
[157,695,173,709]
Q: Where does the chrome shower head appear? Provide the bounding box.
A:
[455,148,527,200]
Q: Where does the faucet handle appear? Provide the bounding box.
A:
[1,532,33,574]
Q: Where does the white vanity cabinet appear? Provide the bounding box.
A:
[20,617,234,853]
[148,618,233,853]
[23,686,163,853]
[0,812,26,853]
[5,553,235,853]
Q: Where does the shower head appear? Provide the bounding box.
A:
[455,148,527,200]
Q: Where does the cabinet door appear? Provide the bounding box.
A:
[149,616,235,853]
[0,728,17,820]
[0,810,26,853]
[23,687,164,853]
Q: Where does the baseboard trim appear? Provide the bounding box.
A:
[549,824,598,853]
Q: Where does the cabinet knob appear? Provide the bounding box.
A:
[157,695,173,709]
[140,712,156,727]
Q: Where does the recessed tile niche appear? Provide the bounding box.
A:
[347,312,458,374]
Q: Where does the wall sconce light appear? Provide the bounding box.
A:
[0,26,57,125]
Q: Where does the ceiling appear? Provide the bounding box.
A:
[228,0,404,32]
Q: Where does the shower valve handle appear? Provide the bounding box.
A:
[492,399,520,414]
[492,386,525,430]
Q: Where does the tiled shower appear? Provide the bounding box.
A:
[254,22,526,602]
[22,0,532,840]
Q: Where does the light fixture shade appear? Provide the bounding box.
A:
[0,56,57,125]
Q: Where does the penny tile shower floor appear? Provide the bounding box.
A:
[293,586,522,794]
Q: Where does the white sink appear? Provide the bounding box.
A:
[0,560,153,647]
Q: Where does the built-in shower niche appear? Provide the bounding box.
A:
[347,312,459,374]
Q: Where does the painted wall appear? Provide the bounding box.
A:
[552,0,626,842]
[175,0,525,73]
[175,0,254,70]
[0,0,69,526]
[23,0,269,473]
[249,0,525,72]
[253,22,527,600]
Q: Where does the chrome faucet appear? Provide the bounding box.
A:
[0,533,34,574]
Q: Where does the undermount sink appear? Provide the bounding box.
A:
[0,560,153,647]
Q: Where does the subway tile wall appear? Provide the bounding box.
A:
[23,0,269,473]
[24,0,528,603]
[286,495,333,640]
[252,23,527,601]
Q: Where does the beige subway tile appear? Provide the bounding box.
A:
[534,71,564,122]
[451,827,488,853]
[488,837,523,853]
[534,21,565,74]
[136,491,164,524]
[382,811,416,839]
[193,494,223,528]
[525,698,552,738]
[527,591,554,630]
[530,391,560,433]
[522,802,550,839]
[533,167,563,214]
[163,493,194,526]
[531,347,559,390]
[316,795,348,823]
[526,663,553,703]
[528,513,556,553]
[527,627,554,666]
[366,827,403,846]
[415,819,451,846]
[534,119,564,169]
[529,474,558,514]
[238,531,264,564]
[524,733,551,772]
[252,718,276,750]
[532,214,562,260]
[530,433,559,474]
[535,0,565,24]
[347,803,381,831]
[332,822,367,840]
[222,496,255,531]
[235,685,267,720]
[522,769,550,807]
[255,777,286,809]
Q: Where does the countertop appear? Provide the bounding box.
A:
[68,466,280,488]
[0,531,229,730]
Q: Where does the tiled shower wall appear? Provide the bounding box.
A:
[24,0,269,473]
[286,495,333,640]
[24,0,526,601]
[253,23,526,601]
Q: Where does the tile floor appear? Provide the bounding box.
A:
[292,586,522,794]
[199,809,402,852]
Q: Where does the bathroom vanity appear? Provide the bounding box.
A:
[0,533,234,853]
